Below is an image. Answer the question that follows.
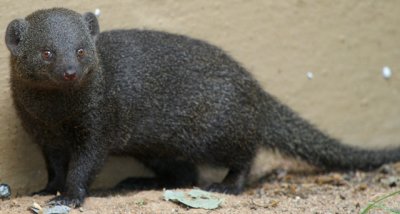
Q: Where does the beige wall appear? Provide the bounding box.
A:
[1,0,400,195]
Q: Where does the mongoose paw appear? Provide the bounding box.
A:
[204,183,242,195]
[48,195,83,208]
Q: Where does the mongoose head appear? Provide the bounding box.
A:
[5,8,100,88]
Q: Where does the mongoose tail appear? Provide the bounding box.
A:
[262,93,398,171]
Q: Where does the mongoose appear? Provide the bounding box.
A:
[5,8,400,207]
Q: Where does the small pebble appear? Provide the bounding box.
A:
[380,176,400,187]
[94,8,101,17]
[379,164,394,174]
[0,184,11,199]
[358,183,368,191]
[382,66,392,79]
[275,168,288,180]
[306,71,314,80]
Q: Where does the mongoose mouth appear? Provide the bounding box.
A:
[63,69,78,81]
[59,68,96,87]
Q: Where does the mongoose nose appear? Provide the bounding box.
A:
[64,69,77,81]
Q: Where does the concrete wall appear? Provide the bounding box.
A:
[1,0,400,195]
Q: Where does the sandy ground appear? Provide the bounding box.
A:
[2,162,400,214]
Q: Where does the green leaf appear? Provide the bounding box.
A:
[164,189,223,210]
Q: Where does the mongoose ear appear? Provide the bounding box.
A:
[83,12,100,40]
[5,19,29,56]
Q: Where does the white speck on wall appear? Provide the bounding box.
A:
[306,71,314,80]
[94,8,101,17]
[382,66,392,79]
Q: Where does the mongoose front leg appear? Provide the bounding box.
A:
[33,145,69,196]
[50,135,108,207]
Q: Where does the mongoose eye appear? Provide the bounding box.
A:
[41,50,53,60]
[77,49,85,58]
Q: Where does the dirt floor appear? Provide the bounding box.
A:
[2,162,400,214]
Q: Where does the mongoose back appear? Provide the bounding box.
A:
[5,8,400,207]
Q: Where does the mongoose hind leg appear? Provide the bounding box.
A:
[205,161,252,195]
